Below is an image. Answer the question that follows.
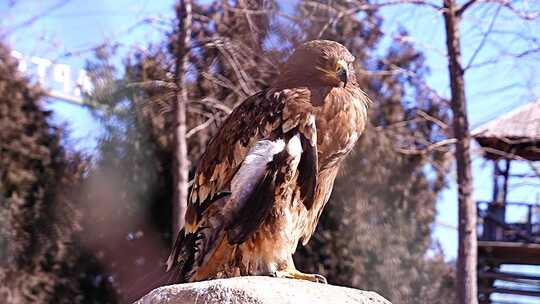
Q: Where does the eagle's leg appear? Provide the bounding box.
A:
[272,268,327,284]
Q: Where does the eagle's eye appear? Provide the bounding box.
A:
[314,58,350,87]
[335,59,349,87]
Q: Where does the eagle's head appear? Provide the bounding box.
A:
[276,40,356,89]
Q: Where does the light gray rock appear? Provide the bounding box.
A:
[134,276,391,304]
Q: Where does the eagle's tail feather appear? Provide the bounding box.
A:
[166,229,185,272]
[166,196,229,283]
[165,230,198,283]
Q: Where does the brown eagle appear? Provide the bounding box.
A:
[166,40,370,284]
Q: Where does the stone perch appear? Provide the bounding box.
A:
[134,276,391,304]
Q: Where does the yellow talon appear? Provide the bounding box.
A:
[273,269,328,284]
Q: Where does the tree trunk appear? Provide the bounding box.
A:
[172,0,192,238]
[443,0,477,303]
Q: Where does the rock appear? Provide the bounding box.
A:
[134,276,391,304]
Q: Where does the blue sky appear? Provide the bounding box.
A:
[376,4,540,302]
[1,0,176,151]
[378,1,540,254]
[2,1,539,301]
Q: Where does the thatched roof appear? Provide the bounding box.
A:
[472,100,540,161]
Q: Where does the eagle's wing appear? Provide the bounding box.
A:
[166,88,318,281]
[226,133,308,244]
[186,89,318,227]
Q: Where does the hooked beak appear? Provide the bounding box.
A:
[336,60,349,87]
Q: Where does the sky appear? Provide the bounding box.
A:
[376,0,540,253]
[2,1,539,302]
[376,4,540,302]
[0,0,176,151]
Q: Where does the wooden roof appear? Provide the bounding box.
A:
[473,101,540,161]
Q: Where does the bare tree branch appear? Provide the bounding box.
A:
[190,97,233,114]
[456,0,480,16]
[417,109,449,130]
[186,116,216,139]
[464,4,501,70]
[479,147,540,178]
[467,47,540,69]
[456,0,540,20]
[0,0,71,39]
[396,138,457,155]
[127,80,176,90]
[490,0,540,20]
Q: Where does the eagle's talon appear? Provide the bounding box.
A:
[314,274,327,284]
[272,269,327,284]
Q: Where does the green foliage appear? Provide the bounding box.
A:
[69,51,175,302]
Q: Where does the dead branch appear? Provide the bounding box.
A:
[186,116,216,139]
[1,0,71,39]
[127,80,177,90]
[487,0,540,20]
[417,109,449,130]
[464,4,502,71]
[456,0,480,16]
[396,138,457,155]
[200,71,247,100]
[189,97,233,114]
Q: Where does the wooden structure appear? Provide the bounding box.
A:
[473,100,540,303]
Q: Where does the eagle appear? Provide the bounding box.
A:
[166,40,370,284]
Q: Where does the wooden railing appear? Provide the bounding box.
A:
[477,201,540,243]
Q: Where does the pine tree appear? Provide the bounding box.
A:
[0,43,90,303]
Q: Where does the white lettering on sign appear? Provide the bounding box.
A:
[75,69,93,97]
[53,63,71,94]
[10,50,27,73]
[31,56,52,84]
[10,50,94,104]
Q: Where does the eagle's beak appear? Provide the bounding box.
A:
[336,60,349,87]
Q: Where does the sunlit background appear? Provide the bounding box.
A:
[1,1,539,303]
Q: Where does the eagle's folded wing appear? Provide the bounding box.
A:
[166,133,316,280]
[227,133,314,244]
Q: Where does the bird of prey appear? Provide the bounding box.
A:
[166,40,370,284]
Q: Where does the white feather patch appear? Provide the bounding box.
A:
[230,139,285,203]
[286,134,302,158]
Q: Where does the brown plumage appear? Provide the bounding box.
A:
[166,40,370,283]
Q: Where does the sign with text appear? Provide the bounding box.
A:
[11,50,94,104]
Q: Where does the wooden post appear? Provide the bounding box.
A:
[492,160,499,203]
[501,159,511,204]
